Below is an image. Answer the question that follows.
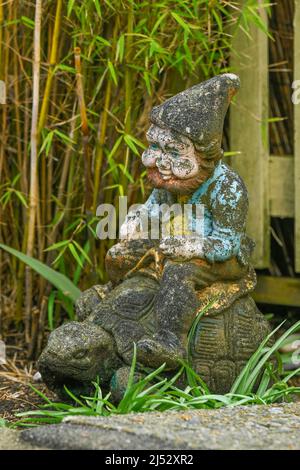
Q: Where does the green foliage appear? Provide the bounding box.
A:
[0,243,81,303]
[14,320,300,426]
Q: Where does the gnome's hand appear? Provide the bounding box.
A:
[119,205,149,241]
[159,236,203,260]
[119,215,145,241]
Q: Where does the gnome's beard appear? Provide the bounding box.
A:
[147,163,213,195]
[142,124,219,194]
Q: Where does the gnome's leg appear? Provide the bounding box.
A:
[137,258,247,369]
[154,261,203,341]
[105,239,155,283]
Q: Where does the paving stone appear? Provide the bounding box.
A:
[0,428,43,450]
[20,403,300,450]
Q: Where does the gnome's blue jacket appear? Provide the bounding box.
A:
[145,161,254,265]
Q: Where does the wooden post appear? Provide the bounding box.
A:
[230,7,270,268]
[294,0,300,272]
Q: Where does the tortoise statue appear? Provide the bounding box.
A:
[38,74,271,399]
[38,274,270,399]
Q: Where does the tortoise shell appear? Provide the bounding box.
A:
[80,276,270,394]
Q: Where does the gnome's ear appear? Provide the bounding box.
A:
[195,139,223,162]
[224,73,240,102]
[227,86,239,103]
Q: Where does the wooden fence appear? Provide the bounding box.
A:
[230,1,300,307]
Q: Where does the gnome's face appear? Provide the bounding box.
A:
[142,74,241,194]
[142,124,203,194]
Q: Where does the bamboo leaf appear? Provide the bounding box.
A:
[93,0,102,18]
[107,135,123,161]
[143,71,151,95]
[47,290,56,331]
[171,12,191,33]
[68,242,84,268]
[0,243,81,302]
[107,60,118,86]
[67,0,76,17]
[116,35,125,63]
[73,240,92,265]
[124,134,139,155]
[44,240,71,252]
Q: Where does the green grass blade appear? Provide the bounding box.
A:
[230,321,285,394]
[282,367,300,383]
[243,320,300,394]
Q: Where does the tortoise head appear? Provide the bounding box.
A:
[38,321,122,396]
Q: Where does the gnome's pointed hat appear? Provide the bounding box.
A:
[150,73,240,149]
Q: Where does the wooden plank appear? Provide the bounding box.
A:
[230,6,270,269]
[253,275,300,307]
[269,155,294,218]
[294,0,300,272]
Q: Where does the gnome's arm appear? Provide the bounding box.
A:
[119,188,175,240]
[159,174,248,262]
[203,175,248,263]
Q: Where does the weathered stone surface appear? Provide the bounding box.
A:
[38,278,270,398]
[0,428,43,450]
[150,73,240,146]
[38,73,271,400]
[21,404,300,450]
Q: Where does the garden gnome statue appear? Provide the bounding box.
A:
[38,74,270,397]
[105,73,256,368]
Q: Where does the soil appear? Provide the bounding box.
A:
[0,376,54,424]
[0,349,55,424]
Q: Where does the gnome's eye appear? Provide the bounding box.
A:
[150,143,160,151]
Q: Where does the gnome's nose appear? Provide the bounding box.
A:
[156,156,171,170]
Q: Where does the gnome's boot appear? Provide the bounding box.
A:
[137,262,200,369]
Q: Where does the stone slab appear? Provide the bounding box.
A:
[0,428,43,450]
[20,403,300,450]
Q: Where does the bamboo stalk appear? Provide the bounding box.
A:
[35,107,79,352]
[93,18,120,213]
[38,0,63,136]
[36,295,47,356]
[13,10,23,188]
[120,4,134,193]
[25,0,42,347]
[38,2,63,272]
[92,78,112,211]
[0,0,3,334]
[47,103,78,248]
[0,1,12,332]
[74,46,93,212]
[0,2,4,82]
[0,0,10,179]
[16,79,30,322]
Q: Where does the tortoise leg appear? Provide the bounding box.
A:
[136,330,186,370]
[110,366,143,403]
[75,283,113,321]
